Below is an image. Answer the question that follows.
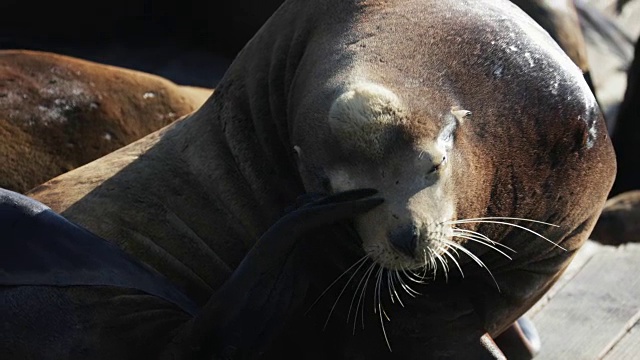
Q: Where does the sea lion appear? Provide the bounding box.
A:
[610,34,640,196]
[0,50,212,193]
[590,190,640,245]
[5,0,615,358]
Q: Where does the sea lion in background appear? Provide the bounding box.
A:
[592,31,640,244]
[590,190,640,245]
[0,50,212,193]
[6,0,614,358]
[610,34,640,196]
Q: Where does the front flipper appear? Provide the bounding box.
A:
[0,187,199,316]
[161,189,383,358]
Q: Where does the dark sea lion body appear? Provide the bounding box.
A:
[597,33,640,243]
[610,34,640,196]
[591,190,640,245]
[3,0,615,358]
[0,50,211,193]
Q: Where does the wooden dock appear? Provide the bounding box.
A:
[526,241,640,359]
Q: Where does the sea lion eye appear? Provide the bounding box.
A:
[427,155,446,174]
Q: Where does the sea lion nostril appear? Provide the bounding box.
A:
[388,225,419,257]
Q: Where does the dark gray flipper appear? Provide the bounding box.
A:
[0,188,199,316]
[161,189,384,359]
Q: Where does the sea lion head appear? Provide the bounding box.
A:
[321,82,466,271]
[288,0,611,283]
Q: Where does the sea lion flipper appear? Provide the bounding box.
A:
[299,188,380,207]
[217,188,383,303]
[268,189,383,241]
[0,188,199,316]
[165,189,382,357]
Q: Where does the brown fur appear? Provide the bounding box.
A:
[23,0,615,358]
[0,50,212,193]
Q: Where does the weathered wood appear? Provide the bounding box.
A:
[530,243,640,359]
[526,240,607,317]
[603,317,640,359]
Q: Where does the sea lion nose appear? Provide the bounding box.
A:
[388,224,419,257]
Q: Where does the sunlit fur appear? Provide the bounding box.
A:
[314,82,564,350]
[329,82,407,158]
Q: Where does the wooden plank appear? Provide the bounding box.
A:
[530,243,640,359]
[603,319,640,360]
[526,240,608,317]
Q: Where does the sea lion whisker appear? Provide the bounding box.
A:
[446,216,559,227]
[451,228,516,252]
[382,306,391,322]
[377,269,384,314]
[386,270,395,304]
[375,267,392,351]
[442,240,485,269]
[374,267,384,314]
[434,252,449,283]
[402,267,428,284]
[348,262,376,325]
[396,270,421,297]
[321,256,370,329]
[409,268,428,282]
[443,240,501,292]
[353,263,377,333]
[452,227,493,242]
[421,249,429,278]
[390,270,406,307]
[426,247,438,280]
[443,248,465,278]
[395,271,417,297]
[401,267,427,286]
[309,255,368,316]
[447,220,565,251]
[451,233,514,260]
[405,271,428,285]
[441,242,460,258]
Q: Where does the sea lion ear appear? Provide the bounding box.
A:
[328,82,406,154]
[450,107,472,124]
[293,145,302,159]
[329,82,406,130]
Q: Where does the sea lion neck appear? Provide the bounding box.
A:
[174,0,369,210]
